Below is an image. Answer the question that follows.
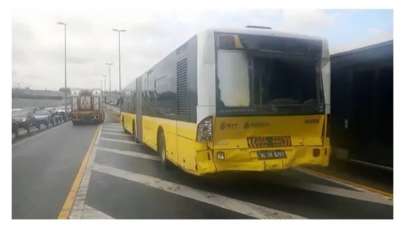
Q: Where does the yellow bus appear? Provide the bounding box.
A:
[121,28,331,175]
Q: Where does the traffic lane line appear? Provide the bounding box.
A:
[69,125,103,219]
[90,120,392,217]
[57,125,101,219]
[68,123,139,219]
[102,129,124,134]
[13,123,98,218]
[96,139,144,152]
[101,131,129,137]
[93,163,304,219]
[96,147,392,207]
[86,170,251,219]
[102,127,123,131]
[100,133,134,141]
[297,167,393,200]
[282,182,392,206]
[99,137,140,145]
[92,146,392,218]
[96,146,160,161]
[76,204,113,219]
[102,124,122,129]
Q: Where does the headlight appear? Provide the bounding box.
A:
[196,116,213,142]
[21,118,26,122]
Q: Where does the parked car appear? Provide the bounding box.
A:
[12,109,34,136]
[45,107,63,125]
[55,108,68,122]
[32,109,53,129]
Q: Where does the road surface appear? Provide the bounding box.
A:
[12,108,393,219]
[12,122,98,218]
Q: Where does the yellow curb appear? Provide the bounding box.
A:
[57,125,101,219]
[301,167,393,200]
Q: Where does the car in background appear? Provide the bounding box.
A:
[12,109,34,136]
[55,108,69,122]
[32,109,53,129]
[56,105,72,121]
[45,107,65,125]
[44,107,58,125]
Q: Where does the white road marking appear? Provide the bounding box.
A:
[102,131,130,137]
[96,146,160,161]
[104,123,120,126]
[103,126,121,129]
[295,168,393,202]
[285,182,393,206]
[295,168,364,191]
[102,128,123,132]
[99,137,139,145]
[71,204,114,219]
[104,127,121,130]
[102,129,124,134]
[92,163,304,219]
[81,205,113,219]
[94,145,392,207]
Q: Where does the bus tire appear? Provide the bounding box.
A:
[122,116,129,134]
[157,130,171,169]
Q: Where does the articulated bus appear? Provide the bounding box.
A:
[121,28,331,175]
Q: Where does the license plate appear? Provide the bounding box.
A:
[247,136,292,148]
[257,150,287,160]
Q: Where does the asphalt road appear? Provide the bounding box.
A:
[68,108,393,219]
[12,121,98,219]
[12,107,393,219]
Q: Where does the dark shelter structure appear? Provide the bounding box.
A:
[330,40,393,169]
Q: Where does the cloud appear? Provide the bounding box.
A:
[331,27,393,54]
[12,9,392,90]
[276,10,335,35]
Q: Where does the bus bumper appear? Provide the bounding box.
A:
[72,111,103,122]
[195,145,330,175]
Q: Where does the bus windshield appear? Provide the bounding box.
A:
[215,33,325,115]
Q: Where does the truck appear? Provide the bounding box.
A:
[71,89,105,125]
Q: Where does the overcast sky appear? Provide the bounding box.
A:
[12,9,393,91]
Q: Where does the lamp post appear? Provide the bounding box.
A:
[112,28,126,93]
[105,62,113,103]
[101,74,107,103]
[101,74,107,91]
[57,21,67,113]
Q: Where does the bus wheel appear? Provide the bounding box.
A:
[158,131,170,169]
[122,117,129,134]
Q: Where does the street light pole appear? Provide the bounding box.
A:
[101,74,107,92]
[57,21,67,114]
[105,62,113,103]
[112,28,126,93]
[101,74,107,103]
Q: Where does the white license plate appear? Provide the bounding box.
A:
[257,150,287,160]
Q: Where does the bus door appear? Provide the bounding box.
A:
[136,77,143,142]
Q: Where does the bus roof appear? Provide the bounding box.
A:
[122,27,326,90]
[202,27,325,41]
